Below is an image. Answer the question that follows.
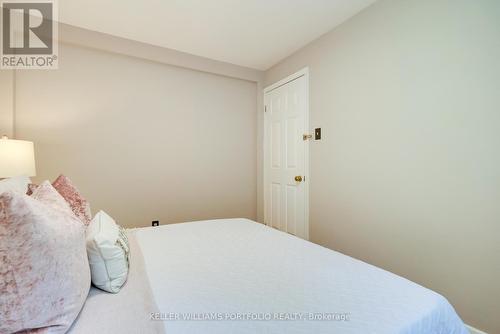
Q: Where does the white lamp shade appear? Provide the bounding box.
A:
[0,137,36,178]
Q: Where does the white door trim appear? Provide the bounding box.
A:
[263,67,310,240]
[264,67,310,94]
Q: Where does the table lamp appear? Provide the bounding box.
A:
[0,135,36,178]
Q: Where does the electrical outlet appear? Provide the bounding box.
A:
[152,220,159,227]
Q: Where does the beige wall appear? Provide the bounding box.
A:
[0,70,13,138]
[9,42,258,227]
[58,23,262,83]
[265,0,500,332]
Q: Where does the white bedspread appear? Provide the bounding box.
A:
[134,218,468,334]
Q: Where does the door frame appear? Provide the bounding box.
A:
[263,67,310,240]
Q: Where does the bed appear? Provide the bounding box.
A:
[69,218,468,334]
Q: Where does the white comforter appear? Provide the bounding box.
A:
[134,218,468,334]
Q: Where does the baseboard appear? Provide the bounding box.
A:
[467,324,488,334]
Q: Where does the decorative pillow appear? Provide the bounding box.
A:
[30,180,76,218]
[0,191,91,333]
[0,175,31,195]
[26,182,39,196]
[52,175,92,226]
[86,210,129,293]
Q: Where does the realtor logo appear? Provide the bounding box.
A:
[1,0,58,69]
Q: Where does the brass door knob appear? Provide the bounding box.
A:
[294,176,303,182]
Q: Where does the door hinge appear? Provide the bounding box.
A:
[265,105,267,113]
[303,134,312,141]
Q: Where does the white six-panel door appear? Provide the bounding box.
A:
[264,71,308,240]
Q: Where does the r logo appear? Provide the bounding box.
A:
[2,2,53,54]
[1,0,57,69]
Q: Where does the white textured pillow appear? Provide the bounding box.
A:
[86,210,130,293]
[0,175,30,194]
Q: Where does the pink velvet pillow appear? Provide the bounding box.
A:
[31,181,75,218]
[27,175,92,226]
[0,190,91,333]
[52,175,92,226]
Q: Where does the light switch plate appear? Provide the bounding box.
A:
[315,128,321,140]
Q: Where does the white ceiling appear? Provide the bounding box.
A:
[59,0,376,70]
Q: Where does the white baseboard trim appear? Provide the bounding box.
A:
[467,324,488,334]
